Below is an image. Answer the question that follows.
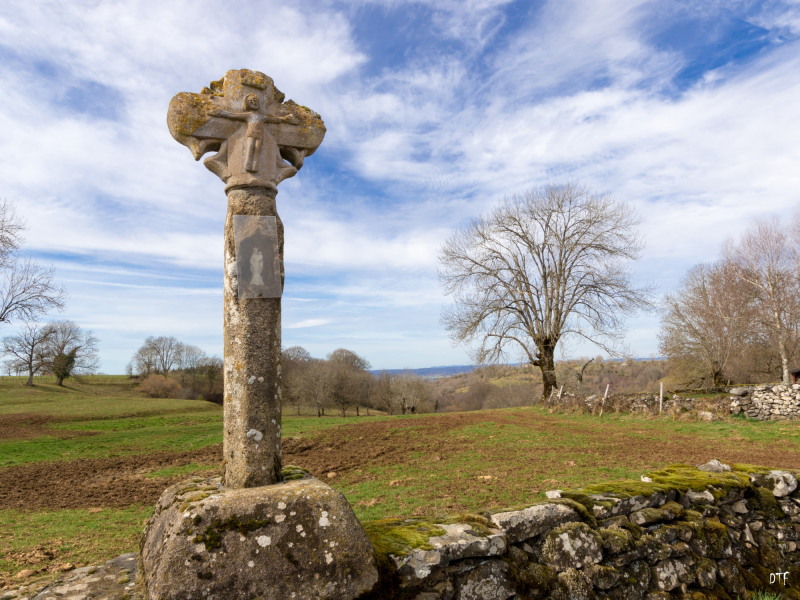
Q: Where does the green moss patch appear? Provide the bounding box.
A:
[281,465,310,481]
[362,518,447,561]
[562,464,753,504]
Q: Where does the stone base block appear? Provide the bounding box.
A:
[140,475,378,600]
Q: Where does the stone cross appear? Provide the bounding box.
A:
[167,69,325,487]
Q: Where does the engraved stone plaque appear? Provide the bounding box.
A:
[233,215,281,299]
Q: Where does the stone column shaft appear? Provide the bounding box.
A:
[223,186,283,488]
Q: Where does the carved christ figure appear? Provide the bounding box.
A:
[209,93,299,174]
[250,247,265,287]
[168,70,325,191]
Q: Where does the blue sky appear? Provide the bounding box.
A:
[1,0,799,373]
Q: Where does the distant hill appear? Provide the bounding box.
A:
[372,358,666,381]
[371,365,477,379]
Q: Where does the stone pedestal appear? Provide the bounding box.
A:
[140,475,378,600]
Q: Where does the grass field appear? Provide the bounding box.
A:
[3,377,800,589]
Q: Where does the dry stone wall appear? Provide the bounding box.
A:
[730,384,800,420]
[362,461,800,599]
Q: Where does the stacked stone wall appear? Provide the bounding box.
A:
[730,384,800,420]
[362,462,800,599]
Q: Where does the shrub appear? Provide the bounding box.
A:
[139,374,183,398]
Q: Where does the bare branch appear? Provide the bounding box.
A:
[439,182,652,399]
[0,259,66,324]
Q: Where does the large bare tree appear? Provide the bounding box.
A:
[659,260,756,386]
[724,216,800,385]
[0,200,65,325]
[439,183,652,399]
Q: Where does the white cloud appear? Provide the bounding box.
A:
[285,318,333,329]
[1,0,799,372]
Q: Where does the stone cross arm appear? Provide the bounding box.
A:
[167,69,326,190]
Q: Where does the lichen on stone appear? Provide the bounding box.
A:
[193,515,272,551]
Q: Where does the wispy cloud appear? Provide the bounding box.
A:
[1,0,798,370]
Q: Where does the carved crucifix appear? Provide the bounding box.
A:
[167,69,325,487]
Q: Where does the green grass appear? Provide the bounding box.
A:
[0,505,152,578]
[0,379,398,467]
[0,412,223,467]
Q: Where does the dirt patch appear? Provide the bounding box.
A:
[0,413,98,441]
[2,410,800,512]
[0,446,222,510]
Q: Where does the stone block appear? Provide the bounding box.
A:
[490,503,581,543]
[541,522,603,571]
[140,476,377,600]
[750,470,798,497]
[697,459,731,473]
[392,521,506,584]
[455,560,514,600]
[650,556,694,591]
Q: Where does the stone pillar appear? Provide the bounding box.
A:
[223,186,283,487]
[145,70,378,600]
[166,68,326,488]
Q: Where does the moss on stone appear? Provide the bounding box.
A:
[545,495,598,527]
[281,465,310,481]
[632,501,685,525]
[750,486,785,519]
[362,518,447,560]
[440,513,495,536]
[554,464,756,511]
[686,518,731,558]
[599,527,634,554]
[577,480,667,498]
[647,465,751,498]
[511,561,557,591]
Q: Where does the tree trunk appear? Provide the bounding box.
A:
[537,341,558,401]
[771,302,791,385]
[25,372,33,386]
[57,375,65,386]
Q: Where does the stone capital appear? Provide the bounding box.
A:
[167,69,325,191]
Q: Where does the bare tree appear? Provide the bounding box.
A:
[2,320,53,385]
[41,320,100,385]
[328,349,371,417]
[659,261,756,386]
[283,345,312,362]
[0,199,25,266]
[373,371,397,414]
[392,372,431,414]
[0,201,66,325]
[303,359,334,417]
[439,183,652,399]
[131,336,184,375]
[131,342,157,377]
[177,344,205,371]
[282,346,313,415]
[328,348,371,371]
[724,216,800,385]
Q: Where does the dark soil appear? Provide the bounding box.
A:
[0,413,98,441]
